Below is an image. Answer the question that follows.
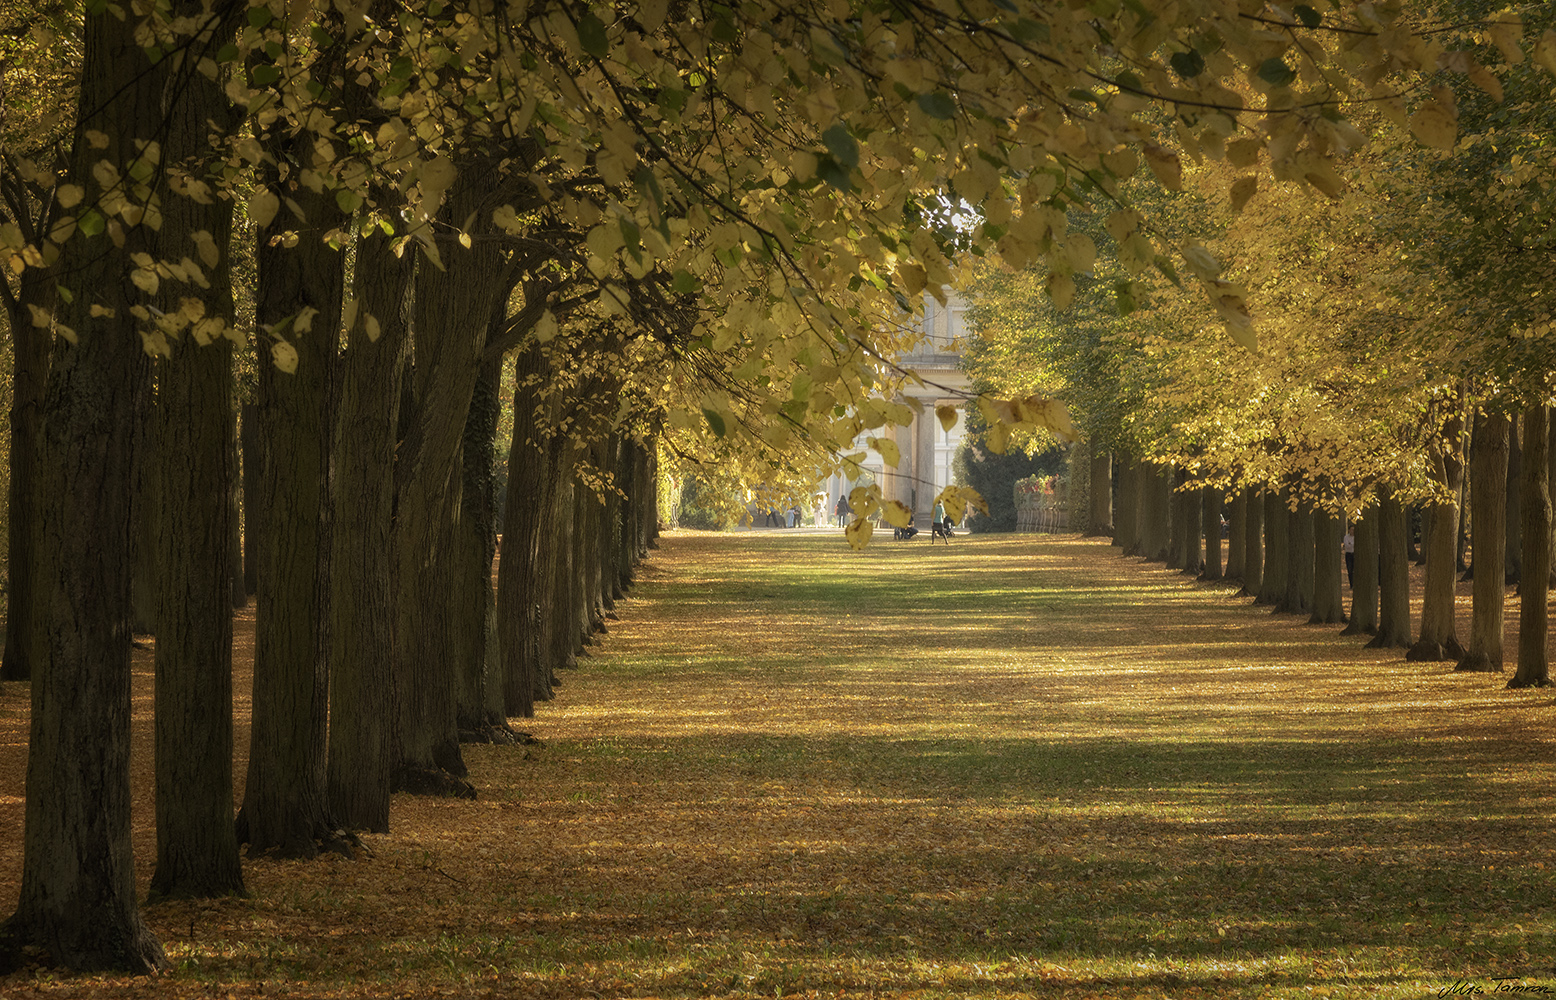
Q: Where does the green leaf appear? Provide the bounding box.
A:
[1114,70,1142,91]
[702,408,726,437]
[1113,279,1137,316]
[672,269,699,294]
[577,11,608,58]
[1153,254,1181,287]
[822,124,858,169]
[1294,4,1321,28]
[916,92,957,119]
[247,5,271,27]
[215,43,239,63]
[1009,17,1049,44]
[251,64,281,86]
[1170,49,1205,79]
[77,209,104,237]
[816,156,852,193]
[388,55,415,80]
[1257,58,1296,86]
[710,16,738,45]
[55,284,73,304]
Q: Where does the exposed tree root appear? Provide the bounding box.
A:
[1454,652,1503,673]
[392,765,477,799]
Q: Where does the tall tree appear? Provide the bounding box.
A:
[1457,410,1507,672]
[0,4,167,972]
[1509,404,1551,688]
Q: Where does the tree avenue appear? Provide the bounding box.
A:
[0,0,1550,975]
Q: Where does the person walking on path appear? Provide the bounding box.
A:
[835,494,852,527]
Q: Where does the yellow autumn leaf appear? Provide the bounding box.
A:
[880,500,913,529]
[868,436,901,468]
[935,404,959,432]
[844,517,874,550]
[271,340,299,374]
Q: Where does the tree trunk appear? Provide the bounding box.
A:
[1085,450,1112,536]
[1,268,53,682]
[228,413,247,610]
[1506,411,1522,584]
[1409,406,1466,662]
[455,355,511,743]
[1368,491,1412,649]
[1200,487,1223,581]
[1225,488,1246,583]
[1457,410,1507,672]
[1140,462,1170,562]
[1279,501,1314,616]
[236,133,348,857]
[497,343,551,718]
[240,402,261,596]
[1343,502,1381,636]
[1309,507,1344,625]
[326,225,410,833]
[1114,454,1139,554]
[1256,489,1287,606]
[1241,487,1263,598]
[148,30,246,898]
[0,4,168,971]
[391,165,518,795]
[1166,466,1187,571]
[1510,404,1551,688]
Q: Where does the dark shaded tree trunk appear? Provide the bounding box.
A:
[1166,466,1187,571]
[1225,489,1246,583]
[1278,501,1314,616]
[1241,487,1264,598]
[0,268,52,682]
[326,225,410,832]
[1510,405,1551,688]
[1200,487,1222,581]
[1310,508,1344,625]
[1256,489,1288,606]
[236,136,348,857]
[1085,450,1112,536]
[1507,411,1522,584]
[1343,503,1381,637]
[240,403,261,596]
[1114,454,1140,555]
[1457,410,1507,672]
[149,27,246,898]
[497,343,552,718]
[1409,406,1466,662]
[1368,491,1412,650]
[228,414,247,610]
[0,4,168,972]
[1140,462,1170,562]
[455,355,512,744]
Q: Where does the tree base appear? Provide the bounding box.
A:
[1506,674,1553,690]
[459,720,542,746]
[1454,652,1503,673]
[1406,636,1465,662]
[1366,630,1411,650]
[0,910,168,975]
[1083,525,1114,538]
[392,764,477,799]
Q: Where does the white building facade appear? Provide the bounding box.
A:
[825,292,974,526]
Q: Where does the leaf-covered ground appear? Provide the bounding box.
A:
[1,530,1553,999]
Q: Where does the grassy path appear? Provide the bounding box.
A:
[4,529,1556,998]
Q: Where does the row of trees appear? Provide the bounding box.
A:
[962,0,1556,687]
[0,0,1542,975]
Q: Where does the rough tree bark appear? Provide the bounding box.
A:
[326,225,410,833]
[1200,487,1223,581]
[0,266,52,682]
[1225,488,1246,583]
[237,133,349,858]
[1509,405,1551,688]
[149,15,246,898]
[1343,503,1381,637]
[0,3,167,971]
[1114,454,1139,555]
[1309,508,1344,625]
[1408,405,1466,662]
[1368,491,1412,650]
[1457,410,1507,672]
[1256,489,1288,606]
[1241,487,1263,598]
[1086,450,1113,536]
[1506,411,1522,585]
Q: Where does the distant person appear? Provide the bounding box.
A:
[786,505,800,528]
[765,507,781,527]
[933,500,954,537]
[1343,526,1355,587]
[835,494,852,526]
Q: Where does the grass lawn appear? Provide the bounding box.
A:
[1,529,1553,999]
